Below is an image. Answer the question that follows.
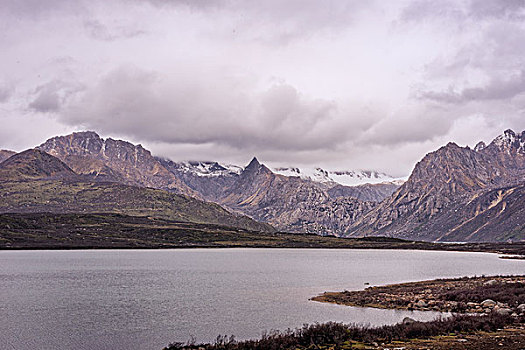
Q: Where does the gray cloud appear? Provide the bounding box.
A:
[418,70,525,104]
[468,0,525,20]
[59,66,378,152]
[400,0,525,22]
[136,0,373,43]
[141,0,369,24]
[358,103,455,146]
[0,83,14,103]
[0,0,85,19]
[29,80,83,113]
[400,0,465,22]
[2,0,525,175]
[83,20,146,41]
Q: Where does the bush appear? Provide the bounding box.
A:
[440,282,525,306]
[164,313,515,350]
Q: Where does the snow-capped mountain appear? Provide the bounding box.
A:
[157,157,404,187]
[489,129,525,154]
[272,166,404,186]
[273,167,333,183]
[161,160,243,177]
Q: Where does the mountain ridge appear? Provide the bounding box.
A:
[0,149,273,233]
[38,131,199,197]
[2,128,524,242]
[344,129,525,242]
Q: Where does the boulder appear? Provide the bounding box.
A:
[495,308,512,316]
[517,304,525,313]
[416,300,427,308]
[483,279,498,286]
[481,299,496,307]
[402,317,416,324]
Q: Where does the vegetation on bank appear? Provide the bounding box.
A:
[165,276,525,350]
[312,275,525,313]
[1,212,525,254]
[164,313,523,350]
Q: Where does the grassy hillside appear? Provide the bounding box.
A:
[2,212,525,253]
[0,180,273,233]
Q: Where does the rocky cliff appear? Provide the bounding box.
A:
[38,131,197,197]
[165,157,376,234]
[345,129,525,242]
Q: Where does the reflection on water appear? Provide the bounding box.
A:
[0,248,523,350]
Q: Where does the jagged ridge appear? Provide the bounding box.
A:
[0,149,272,233]
[345,129,525,242]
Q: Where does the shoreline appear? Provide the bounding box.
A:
[311,275,525,314]
[1,244,525,258]
[0,243,525,260]
[165,275,525,350]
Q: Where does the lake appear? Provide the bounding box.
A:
[1,248,523,349]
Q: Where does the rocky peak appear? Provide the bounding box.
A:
[246,157,260,169]
[474,141,486,152]
[345,129,525,241]
[37,131,197,196]
[242,157,271,176]
[405,141,491,196]
[488,129,523,153]
[39,131,155,164]
[480,129,525,174]
[39,131,104,158]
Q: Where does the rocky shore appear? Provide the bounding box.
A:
[312,275,525,316]
[164,276,525,349]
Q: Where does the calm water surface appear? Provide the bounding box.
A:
[1,248,524,349]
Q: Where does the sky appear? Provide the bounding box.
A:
[1,0,525,176]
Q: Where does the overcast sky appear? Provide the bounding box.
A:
[1,0,525,176]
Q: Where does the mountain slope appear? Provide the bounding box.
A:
[0,150,273,232]
[163,158,402,202]
[159,158,240,200]
[35,132,379,234]
[164,157,375,234]
[345,129,525,242]
[0,150,16,164]
[327,181,403,202]
[38,131,197,196]
[0,149,77,180]
[430,183,525,242]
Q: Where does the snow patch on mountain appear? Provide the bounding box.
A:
[171,161,243,177]
[272,166,405,186]
[273,167,333,183]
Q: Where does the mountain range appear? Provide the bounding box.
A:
[0,149,271,232]
[34,131,401,234]
[345,129,525,242]
[0,129,524,242]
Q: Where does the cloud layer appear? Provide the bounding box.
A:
[1,0,525,175]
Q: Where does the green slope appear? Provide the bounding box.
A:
[0,179,273,232]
